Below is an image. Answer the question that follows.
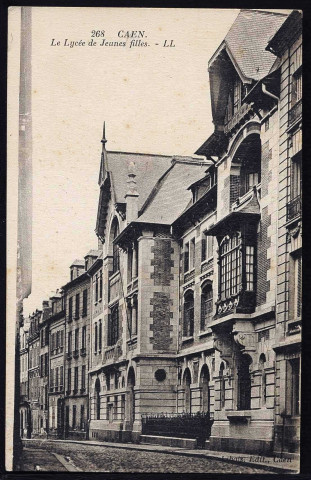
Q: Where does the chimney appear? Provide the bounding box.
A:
[125,162,139,224]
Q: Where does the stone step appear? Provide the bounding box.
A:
[140,435,197,449]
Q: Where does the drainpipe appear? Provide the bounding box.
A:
[262,83,279,103]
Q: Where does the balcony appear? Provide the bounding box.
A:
[288,99,302,128]
[184,268,195,284]
[66,352,72,360]
[80,347,86,357]
[287,195,301,222]
[215,290,256,318]
[224,103,254,135]
[73,349,79,359]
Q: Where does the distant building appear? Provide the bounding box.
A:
[62,259,92,440]
[48,290,66,438]
[38,300,51,436]
[27,309,41,437]
[19,316,30,438]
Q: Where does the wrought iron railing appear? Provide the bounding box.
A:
[287,195,301,221]
[288,99,302,127]
[141,412,213,448]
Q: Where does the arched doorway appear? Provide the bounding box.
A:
[183,368,192,413]
[127,367,135,427]
[95,377,101,420]
[199,365,210,413]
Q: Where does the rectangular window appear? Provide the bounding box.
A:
[75,328,79,352]
[94,323,98,353]
[220,233,242,300]
[294,254,302,318]
[291,68,302,106]
[60,366,64,389]
[67,368,71,392]
[99,320,102,351]
[286,358,300,416]
[75,293,80,319]
[108,306,119,346]
[56,330,60,349]
[82,289,87,316]
[81,365,86,391]
[201,234,207,262]
[55,367,59,388]
[99,271,103,300]
[207,235,214,259]
[60,330,64,348]
[95,274,99,302]
[233,75,241,114]
[82,326,86,351]
[74,367,78,391]
[69,297,73,321]
[68,331,72,353]
[40,355,44,377]
[190,238,195,270]
[184,242,189,272]
[128,248,133,282]
[291,153,302,200]
[245,246,255,291]
[80,405,85,430]
[50,369,54,389]
[45,353,48,376]
[72,405,76,429]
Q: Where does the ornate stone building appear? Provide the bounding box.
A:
[19,8,301,459]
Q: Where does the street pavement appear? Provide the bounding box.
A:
[21,439,299,474]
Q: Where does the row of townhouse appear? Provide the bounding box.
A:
[19,9,302,458]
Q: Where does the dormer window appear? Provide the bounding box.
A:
[225,72,247,123]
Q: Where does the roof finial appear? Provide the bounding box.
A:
[101,121,107,145]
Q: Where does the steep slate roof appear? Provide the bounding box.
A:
[70,259,85,267]
[106,151,173,210]
[137,161,209,225]
[85,249,100,258]
[211,9,288,82]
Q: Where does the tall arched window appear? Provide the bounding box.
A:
[201,282,213,330]
[95,378,101,420]
[183,291,194,337]
[259,354,266,406]
[183,368,192,413]
[237,354,252,410]
[111,218,120,274]
[200,365,210,413]
[219,362,225,409]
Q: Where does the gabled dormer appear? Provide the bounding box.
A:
[208,10,288,136]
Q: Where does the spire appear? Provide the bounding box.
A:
[98,121,108,186]
[101,121,107,146]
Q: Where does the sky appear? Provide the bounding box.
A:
[8,8,289,316]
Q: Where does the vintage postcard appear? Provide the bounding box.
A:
[7,7,301,473]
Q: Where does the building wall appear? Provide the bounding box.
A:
[274,27,302,457]
[64,274,90,440]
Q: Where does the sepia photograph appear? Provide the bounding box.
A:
[6,7,302,474]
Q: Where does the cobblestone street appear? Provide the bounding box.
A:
[22,440,278,473]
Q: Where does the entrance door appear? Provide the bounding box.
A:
[57,399,64,438]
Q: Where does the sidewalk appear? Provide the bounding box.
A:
[23,438,300,473]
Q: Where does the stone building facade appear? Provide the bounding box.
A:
[19,9,301,459]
